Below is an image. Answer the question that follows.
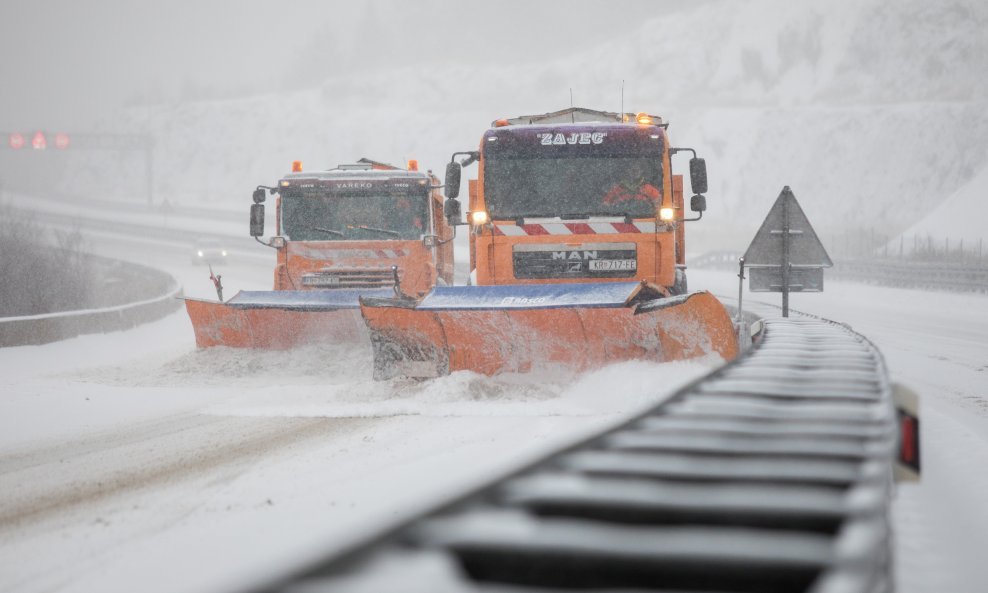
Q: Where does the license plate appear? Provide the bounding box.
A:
[302,275,341,286]
[589,259,636,271]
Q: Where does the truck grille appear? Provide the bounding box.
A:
[301,269,395,289]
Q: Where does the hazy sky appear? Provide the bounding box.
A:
[0,0,686,131]
[0,1,316,129]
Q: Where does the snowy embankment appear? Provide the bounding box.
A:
[59,0,988,252]
[897,161,988,251]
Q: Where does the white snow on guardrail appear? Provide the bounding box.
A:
[0,284,182,324]
[0,264,184,347]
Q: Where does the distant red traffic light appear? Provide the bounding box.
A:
[9,132,25,149]
[32,131,47,150]
[54,133,70,149]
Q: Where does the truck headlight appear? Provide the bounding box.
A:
[660,207,675,221]
[270,236,286,248]
[468,210,489,225]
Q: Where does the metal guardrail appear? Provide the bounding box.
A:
[828,259,986,293]
[0,259,182,347]
[690,253,988,293]
[5,204,239,248]
[252,316,899,593]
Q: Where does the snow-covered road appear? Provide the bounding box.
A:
[2,201,986,592]
[0,267,716,593]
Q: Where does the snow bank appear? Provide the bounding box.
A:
[58,0,988,248]
[896,161,988,249]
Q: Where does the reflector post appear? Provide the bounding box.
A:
[893,383,922,482]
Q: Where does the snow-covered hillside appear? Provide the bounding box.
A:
[898,161,988,250]
[62,0,988,252]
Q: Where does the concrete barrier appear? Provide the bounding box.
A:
[0,258,182,347]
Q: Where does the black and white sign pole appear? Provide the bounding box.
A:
[781,194,790,317]
[736,256,745,323]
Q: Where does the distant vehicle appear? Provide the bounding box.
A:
[192,238,228,265]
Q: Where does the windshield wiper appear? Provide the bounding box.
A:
[578,212,636,223]
[348,225,401,238]
[308,226,343,237]
[511,213,635,223]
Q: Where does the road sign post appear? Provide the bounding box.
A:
[742,186,833,317]
[782,192,791,315]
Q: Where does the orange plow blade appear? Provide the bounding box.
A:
[185,289,394,349]
[359,282,738,379]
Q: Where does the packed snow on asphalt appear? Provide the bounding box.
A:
[0,301,720,593]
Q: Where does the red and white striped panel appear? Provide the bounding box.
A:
[492,222,656,236]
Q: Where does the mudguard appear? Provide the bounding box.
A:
[359,282,738,379]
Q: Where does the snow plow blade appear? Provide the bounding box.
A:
[185,289,394,349]
[359,282,738,379]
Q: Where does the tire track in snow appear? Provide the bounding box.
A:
[0,415,371,528]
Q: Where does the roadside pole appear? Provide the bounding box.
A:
[781,192,790,317]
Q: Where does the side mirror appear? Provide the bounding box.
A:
[690,194,707,213]
[250,203,265,237]
[689,157,708,195]
[252,188,266,204]
[443,198,462,226]
[445,162,462,199]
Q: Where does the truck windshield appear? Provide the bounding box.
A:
[281,193,428,241]
[484,156,661,219]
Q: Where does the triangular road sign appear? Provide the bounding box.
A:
[743,186,833,267]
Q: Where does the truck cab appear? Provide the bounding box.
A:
[256,161,454,296]
[445,108,706,296]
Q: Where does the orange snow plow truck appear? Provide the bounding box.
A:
[361,108,738,378]
[185,159,453,348]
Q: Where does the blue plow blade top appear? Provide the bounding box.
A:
[225,289,396,311]
[415,281,647,311]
